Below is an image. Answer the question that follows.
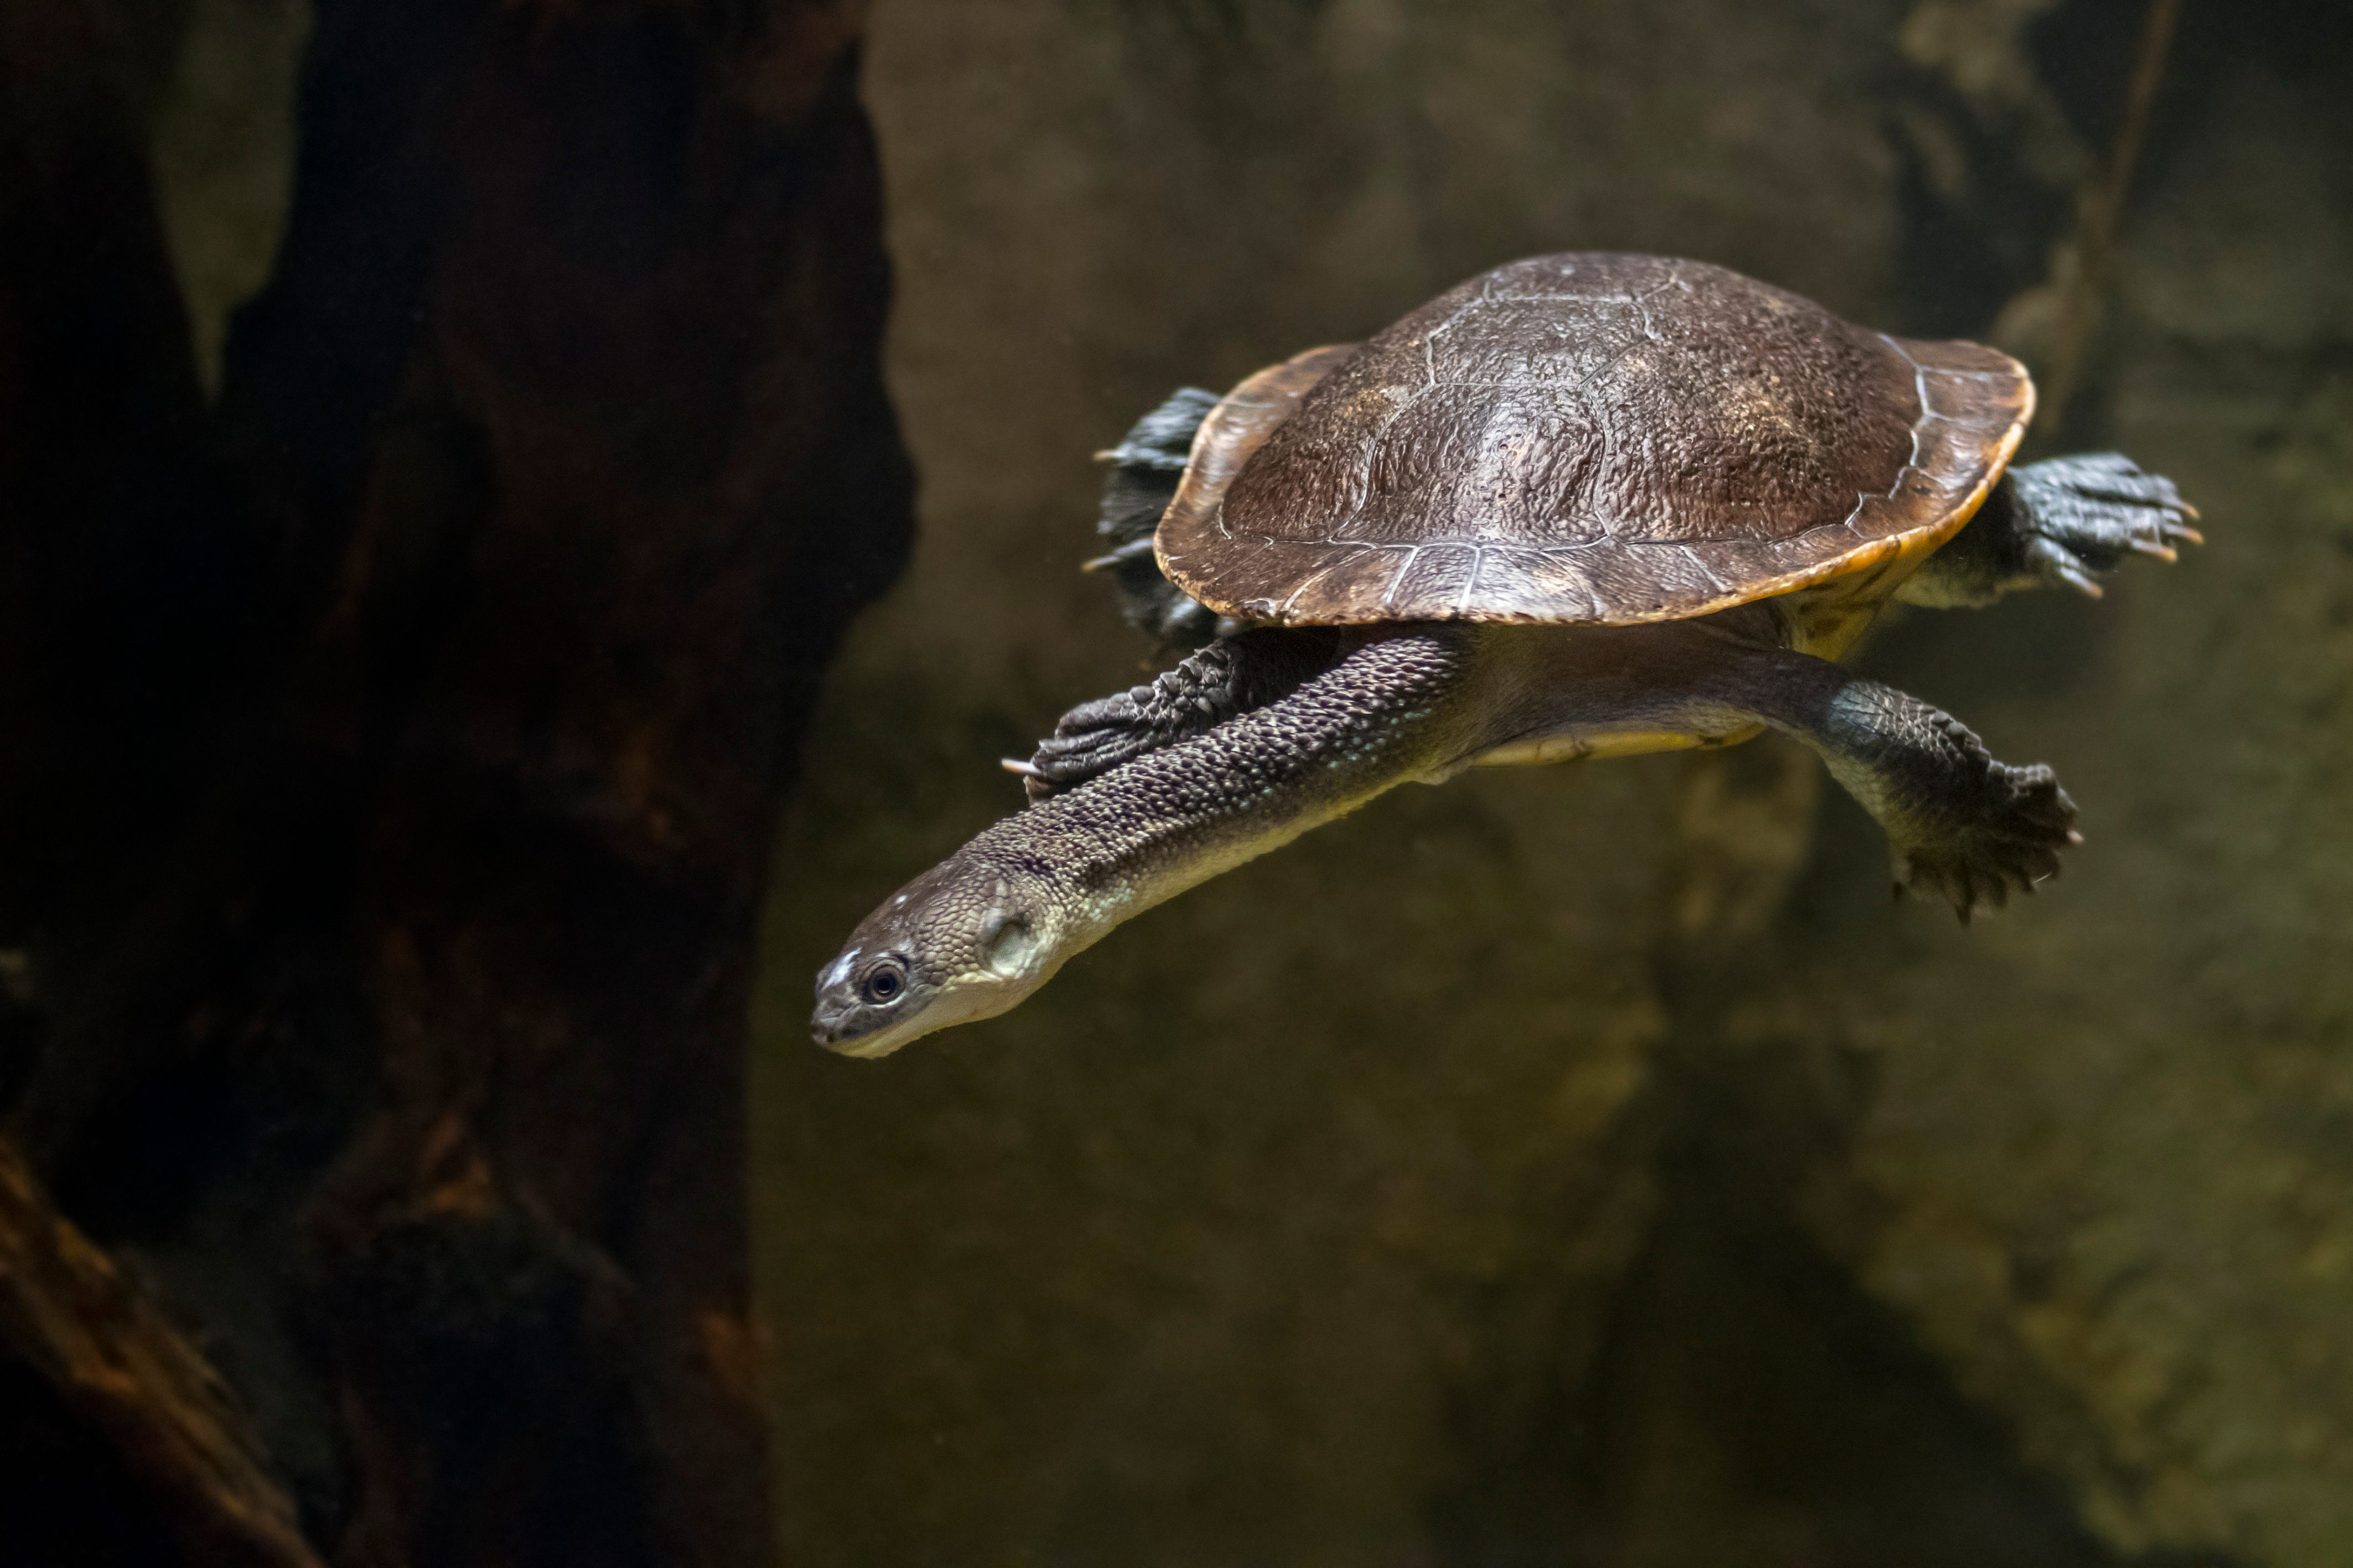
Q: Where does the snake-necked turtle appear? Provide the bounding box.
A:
[814,253,2196,1057]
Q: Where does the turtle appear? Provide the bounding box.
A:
[812,252,2197,1058]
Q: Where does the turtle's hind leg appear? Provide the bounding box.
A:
[1709,647,2080,919]
[1898,453,2200,608]
[1811,682,2079,918]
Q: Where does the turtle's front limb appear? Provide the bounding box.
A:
[1898,453,2200,609]
[1086,386,1225,649]
[1014,627,1349,801]
[1714,646,2079,918]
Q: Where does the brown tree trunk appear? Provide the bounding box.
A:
[1,2,910,1564]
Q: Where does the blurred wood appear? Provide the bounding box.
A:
[0,1136,320,1568]
[2,1,910,1565]
[231,3,910,1562]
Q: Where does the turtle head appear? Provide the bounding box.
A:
[811,851,1065,1058]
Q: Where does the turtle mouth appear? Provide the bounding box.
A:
[810,982,960,1058]
[810,999,903,1058]
[820,1027,907,1061]
[811,968,1035,1058]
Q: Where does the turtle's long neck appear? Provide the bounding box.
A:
[971,626,1489,952]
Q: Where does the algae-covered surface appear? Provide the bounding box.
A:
[751,3,2353,1562]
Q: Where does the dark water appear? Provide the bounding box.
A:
[760,3,2350,1565]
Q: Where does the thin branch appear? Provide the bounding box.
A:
[2042,0,2184,429]
[0,1138,322,1568]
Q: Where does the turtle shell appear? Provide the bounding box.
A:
[1155,253,2031,626]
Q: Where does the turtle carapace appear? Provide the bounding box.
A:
[814,253,2197,1057]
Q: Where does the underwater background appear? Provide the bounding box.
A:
[759,2,2351,1564]
[0,1,2345,1565]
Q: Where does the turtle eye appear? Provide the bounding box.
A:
[859,959,908,1005]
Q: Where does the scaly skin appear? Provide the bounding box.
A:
[1012,626,1349,802]
[813,618,2086,1056]
[812,627,1487,1057]
[1899,453,2200,608]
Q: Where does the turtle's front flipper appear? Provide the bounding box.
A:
[1014,627,1346,802]
[1898,453,2200,609]
[1720,650,2079,918]
[1090,388,1224,650]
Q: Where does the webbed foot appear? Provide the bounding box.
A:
[1698,650,2087,923]
[2009,453,2202,599]
[1015,683,1193,803]
[1893,758,2080,922]
[1810,684,2080,922]
[1090,387,1225,650]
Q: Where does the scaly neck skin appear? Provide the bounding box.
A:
[976,624,1491,962]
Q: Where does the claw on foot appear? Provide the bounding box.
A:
[1894,762,2080,921]
[2011,454,2202,596]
